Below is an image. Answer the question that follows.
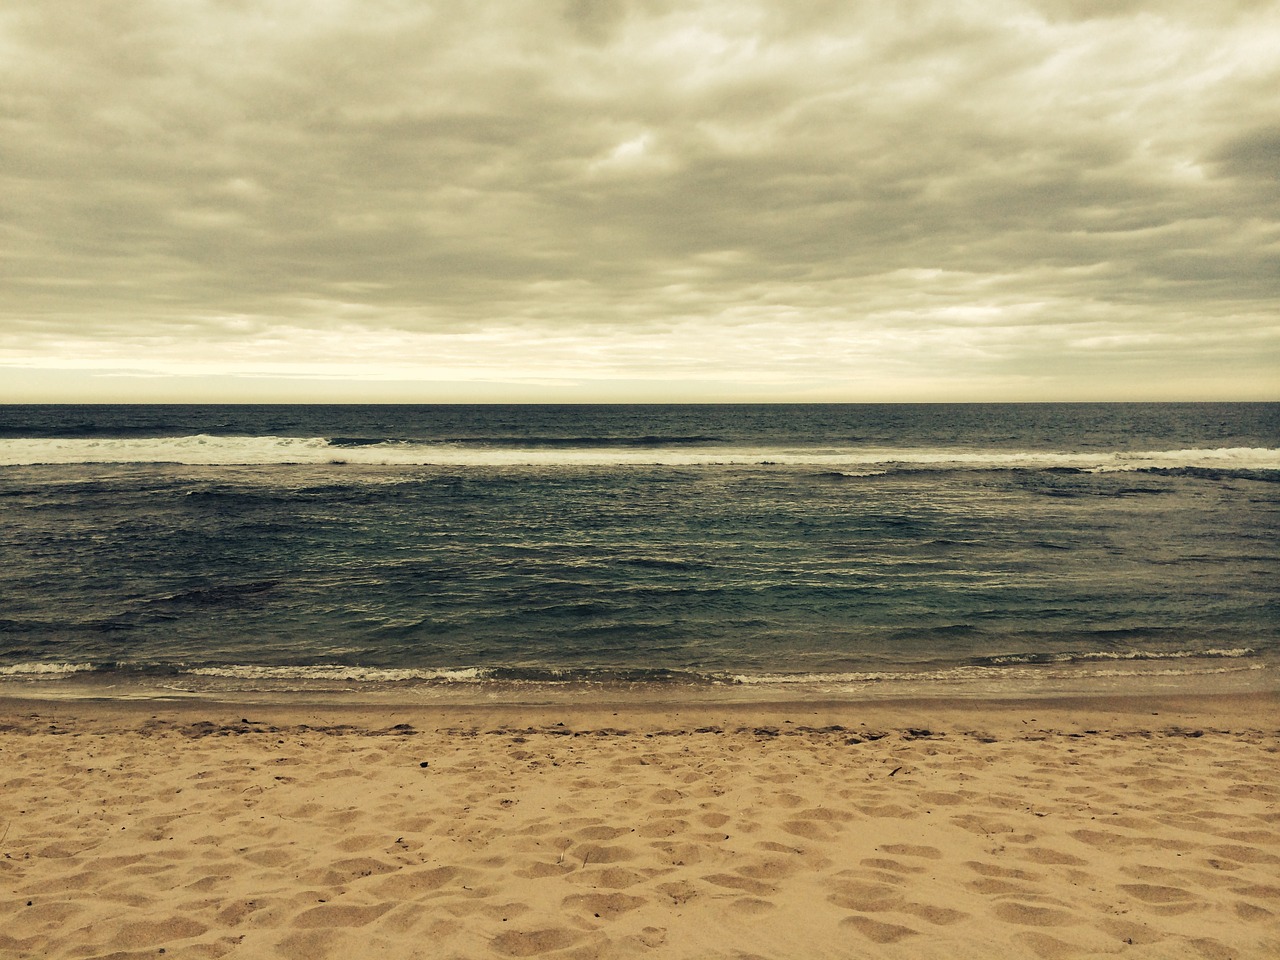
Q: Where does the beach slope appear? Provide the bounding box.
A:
[1,693,1277,959]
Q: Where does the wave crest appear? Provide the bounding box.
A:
[187,665,490,683]
[2,436,1277,471]
[0,662,97,677]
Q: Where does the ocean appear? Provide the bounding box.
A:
[1,402,1276,701]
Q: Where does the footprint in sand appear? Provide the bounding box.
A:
[780,818,836,841]
[300,855,396,885]
[1234,900,1272,921]
[798,805,852,822]
[840,914,919,943]
[327,856,399,881]
[651,840,707,867]
[288,902,394,929]
[880,843,942,859]
[589,866,646,889]
[771,792,805,809]
[899,902,969,925]
[1018,846,1088,866]
[917,790,970,806]
[656,880,699,906]
[574,824,631,841]
[702,873,777,896]
[1209,843,1280,865]
[965,860,1041,881]
[569,843,634,866]
[1120,862,1189,882]
[1202,856,1242,872]
[215,898,270,926]
[1117,883,1199,914]
[561,892,646,920]
[1068,828,1135,849]
[828,878,902,900]
[1018,931,1078,959]
[637,818,688,839]
[371,865,460,897]
[17,901,84,927]
[992,902,1075,927]
[108,916,209,949]
[634,926,666,947]
[860,857,926,875]
[736,857,798,882]
[1096,917,1164,946]
[240,847,298,868]
[1231,883,1280,900]
[951,813,1018,835]
[969,877,1037,896]
[515,861,573,880]
[489,927,579,957]
[1185,936,1241,960]
[335,833,386,853]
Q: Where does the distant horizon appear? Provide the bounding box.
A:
[5,399,1274,409]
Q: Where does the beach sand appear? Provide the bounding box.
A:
[1,691,1277,959]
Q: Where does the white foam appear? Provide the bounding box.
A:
[0,662,96,677]
[186,664,490,683]
[729,656,1266,686]
[987,647,1256,665]
[730,667,986,685]
[1103,448,1280,472]
[1,436,1277,471]
[0,435,335,466]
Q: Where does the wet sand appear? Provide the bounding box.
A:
[1,691,1277,959]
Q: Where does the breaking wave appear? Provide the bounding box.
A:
[0,646,1266,692]
[0,662,97,677]
[2,435,1278,472]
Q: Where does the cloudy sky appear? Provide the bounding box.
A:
[2,0,1277,402]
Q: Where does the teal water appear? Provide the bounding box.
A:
[1,403,1276,696]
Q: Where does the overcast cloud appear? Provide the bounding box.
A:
[2,0,1277,401]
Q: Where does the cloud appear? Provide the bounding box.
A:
[1,0,1277,400]
[1212,124,1280,181]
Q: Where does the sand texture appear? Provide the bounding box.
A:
[1,694,1277,959]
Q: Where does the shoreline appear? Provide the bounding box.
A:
[3,689,1278,958]
[0,652,1273,709]
[2,686,1277,730]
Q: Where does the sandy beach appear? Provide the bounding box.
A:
[1,691,1277,959]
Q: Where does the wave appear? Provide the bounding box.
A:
[0,660,491,683]
[1,435,1278,472]
[978,647,1256,666]
[188,665,490,683]
[0,662,97,677]
[0,646,1267,689]
[329,435,725,448]
[728,662,1268,686]
[0,661,708,685]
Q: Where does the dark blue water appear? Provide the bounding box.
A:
[1,403,1277,695]
[3,401,1276,448]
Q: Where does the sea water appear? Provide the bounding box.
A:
[0,403,1276,700]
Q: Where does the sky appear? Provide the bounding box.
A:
[2,0,1278,403]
